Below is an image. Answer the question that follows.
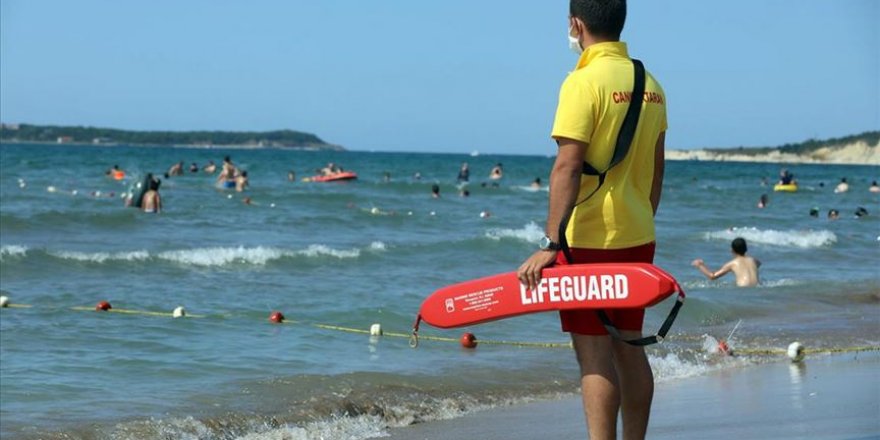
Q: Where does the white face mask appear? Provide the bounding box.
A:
[568,25,583,55]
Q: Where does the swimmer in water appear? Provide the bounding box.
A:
[834,177,849,193]
[203,160,217,174]
[167,161,184,177]
[235,170,249,192]
[217,156,237,187]
[189,162,199,173]
[870,181,880,193]
[489,163,503,181]
[141,178,162,213]
[457,162,470,183]
[692,237,761,287]
[854,206,869,218]
[431,183,441,198]
[757,194,768,208]
[828,209,839,220]
[531,177,542,189]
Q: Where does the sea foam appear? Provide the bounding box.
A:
[0,245,28,261]
[704,227,836,248]
[485,222,545,243]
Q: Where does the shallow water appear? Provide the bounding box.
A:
[1,143,878,439]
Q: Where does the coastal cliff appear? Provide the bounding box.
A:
[666,131,879,165]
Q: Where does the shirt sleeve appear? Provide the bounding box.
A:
[550,73,597,145]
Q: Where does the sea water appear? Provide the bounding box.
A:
[0,143,878,439]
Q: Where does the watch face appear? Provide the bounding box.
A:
[540,236,551,249]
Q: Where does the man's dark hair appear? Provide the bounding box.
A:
[731,237,747,256]
[570,0,627,40]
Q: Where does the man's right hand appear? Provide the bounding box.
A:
[691,259,704,267]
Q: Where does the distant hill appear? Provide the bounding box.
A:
[666,131,879,165]
[0,123,344,150]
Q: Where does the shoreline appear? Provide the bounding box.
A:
[380,351,880,440]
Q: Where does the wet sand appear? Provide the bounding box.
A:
[382,351,880,439]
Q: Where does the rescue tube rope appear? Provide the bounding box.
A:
[2,301,877,355]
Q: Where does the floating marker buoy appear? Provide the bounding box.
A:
[370,207,380,215]
[370,323,383,336]
[0,295,9,308]
[47,186,57,193]
[270,203,276,208]
[787,342,805,362]
[71,190,78,196]
[96,301,112,311]
[717,339,732,355]
[460,332,478,349]
[172,306,186,318]
[429,211,436,216]
[269,311,285,323]
[479,211,491,218]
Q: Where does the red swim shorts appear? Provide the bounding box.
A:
[557,242,656,335]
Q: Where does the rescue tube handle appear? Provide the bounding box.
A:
[597,283,686,346]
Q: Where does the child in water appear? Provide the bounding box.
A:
[692,237,761,287]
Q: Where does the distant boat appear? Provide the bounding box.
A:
[470,150,480,157]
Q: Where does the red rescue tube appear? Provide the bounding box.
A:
[418,263,678,329]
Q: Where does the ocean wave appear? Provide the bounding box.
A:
[5,244,388,268]
[48,250,150,263]
[485,222,544,243]
[704,227,837,248]
[0,245,28,261]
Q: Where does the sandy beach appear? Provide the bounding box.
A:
[382,351,880,440]
[665,140,880,165]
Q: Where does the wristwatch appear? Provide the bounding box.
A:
[539,235,561,251]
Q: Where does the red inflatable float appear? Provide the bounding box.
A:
[303,171,358,182]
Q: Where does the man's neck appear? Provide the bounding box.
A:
[581,34,619,51]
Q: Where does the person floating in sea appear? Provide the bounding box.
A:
[189,162,199,173]
[288,170,297,182]
[457,162,470,183]
[828,209,840,220]
[431,183,441,198]
[489,163,503,181]
[809,207,820,217]
[320,162,342,176]
[531,177,543,189]
[141,177,162,213]
[870,180,880,193]
[203,160,217,174]
[777,168,796,185]
[757,193,768,208]
[834,177,849,193]
[854,206,869,218]
[516,1,668,438]
[692,237,761,287]
[106,165,126,180]
[235,170,249,192]
[167,161,185,177]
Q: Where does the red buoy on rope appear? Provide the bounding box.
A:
[269,311,285,323]
[96,301,112,311]
[460,332,478,349]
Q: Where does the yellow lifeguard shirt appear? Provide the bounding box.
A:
[551,42,667,249]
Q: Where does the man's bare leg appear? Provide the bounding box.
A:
[612,330,654,440]
[572,333,619,440]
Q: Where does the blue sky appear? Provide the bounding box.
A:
[1,1,877,154]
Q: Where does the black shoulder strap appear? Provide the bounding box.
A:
[582,59,645,176]
[560,58,646,264]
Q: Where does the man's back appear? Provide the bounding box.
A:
[728,256,760,287]
[551,41,667,249]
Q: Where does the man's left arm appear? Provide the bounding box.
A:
[517,138,586,291]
